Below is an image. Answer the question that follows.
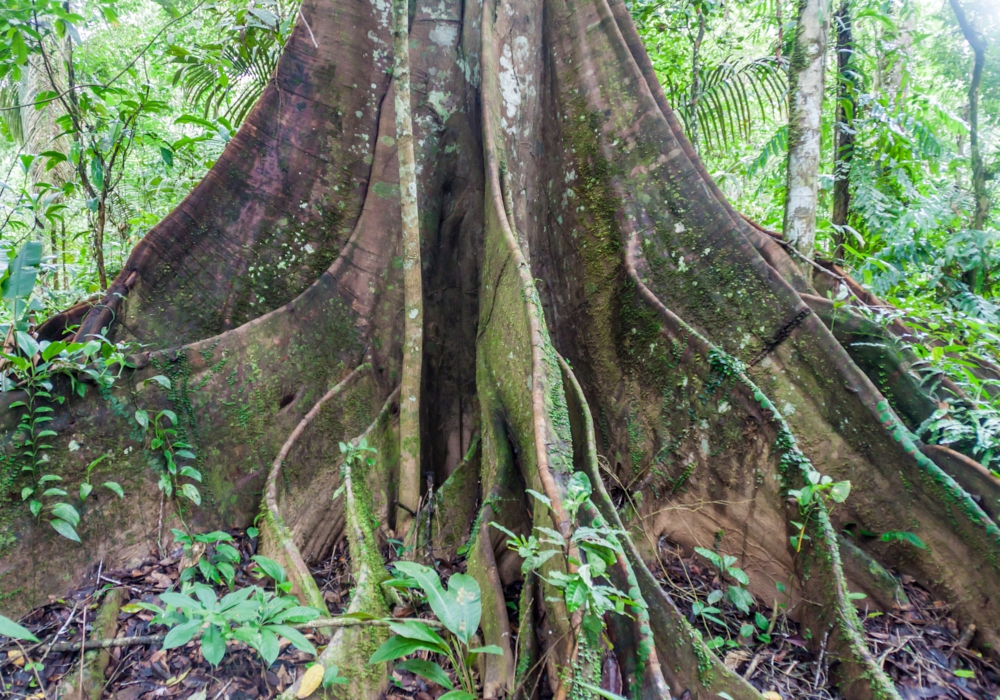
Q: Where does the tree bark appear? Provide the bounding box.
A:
[783,0,832,265]
[392,0,424,533]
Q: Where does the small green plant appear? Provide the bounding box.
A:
[787,472,851,551]
[77,454,123,501]
[371,561,502,698]
[141,556,320,666]
[493,472,640,642]
[141,409,202,509]
[1,242,137,542]
[339,437,377,468]
[5,333,132,542]
[173,529,242,587]
[880,530,927,549]
[693,547,754,615]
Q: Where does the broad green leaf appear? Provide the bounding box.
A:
[213,544,241,563]
[15,331,38,358]
[103,482,124,498]
[259,628,280,666]
[201,623,225,666]
[50,502,80,527]
[79,482,93,500]
[264,624,316,656]
[182,483,202,505]
[0,613,39,642]
[393,562,482,644]
[2,242,42,320]
[271,606,321,624]
[387,620,448,650]
[251,555,287,584]
[576,680,626,700]
[369,635,446,664]
[436,691,476,700]
[829,480,851,504]
[727,568,749,586]
[159,592,201,613]
[323,665,349,686]
[469,645,504,655]
[394,659,453,689]
[162,618,203,649]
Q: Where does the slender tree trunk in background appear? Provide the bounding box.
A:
[877,0,912,108]
[689,7,706,153]
[95,199,108,290]
[20,46,73,188]
[783,0,832,266]
[776,0,784,60]
[950,0,988,234]
[392,0,423,533]
[831,0,855,261]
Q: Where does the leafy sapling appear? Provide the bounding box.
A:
[141,556,320,667]
[173,529,242,587]
[144,409,202,508]
[788,472,851,551]
[693,547,754,615]
[371,561,502,698]
[492,472,640,646]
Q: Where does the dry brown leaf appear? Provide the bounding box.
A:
[763,692,782,700]
[296,663,325,698]
[7,650,25,667]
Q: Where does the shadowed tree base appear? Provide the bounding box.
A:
[2,0,999,698]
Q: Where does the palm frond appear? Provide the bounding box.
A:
[668,56,788,152]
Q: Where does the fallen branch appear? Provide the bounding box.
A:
[33,616,442,653]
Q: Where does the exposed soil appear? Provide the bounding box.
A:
[652,538,1000,699]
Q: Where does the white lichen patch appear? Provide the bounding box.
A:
[429,22,458,46]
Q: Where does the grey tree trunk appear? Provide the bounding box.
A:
[783,0,832,266]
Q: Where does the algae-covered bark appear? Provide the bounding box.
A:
[3,0,1000,696]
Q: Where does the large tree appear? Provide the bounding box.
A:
[2,0,1000,698]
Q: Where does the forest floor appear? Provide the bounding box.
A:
[2,529,999,699]
[652,539,1000,700]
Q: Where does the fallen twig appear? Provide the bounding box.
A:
[35,616,442,653]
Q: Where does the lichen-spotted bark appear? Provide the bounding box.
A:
[4,0,1000,697]
[392,0,425,533]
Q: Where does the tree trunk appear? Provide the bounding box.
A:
[831,0,855,260]
[3,1,1000,699]
[950,0,988,233]
[876,0,912,108]
[783,0,832,265]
